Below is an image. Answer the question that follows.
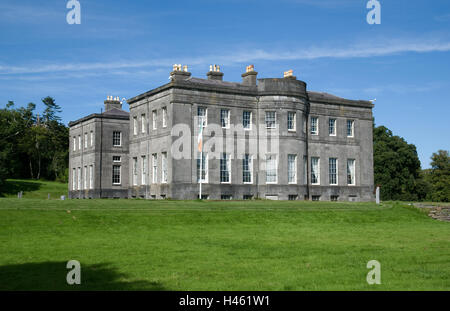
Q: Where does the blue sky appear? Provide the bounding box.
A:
[1,0,449,168]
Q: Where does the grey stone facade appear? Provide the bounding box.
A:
[69,65,374,201]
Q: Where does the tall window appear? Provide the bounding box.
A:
[84,133,88,148]
[329,158,337,185]
[72,168,76,190]
[141,114,146,133]
[77,167,81,189]
[310,117,318,135]
[83,166,87,189]
[112,165,121,184]
[303,155,308,184]
[141,156,147,185]
[288,154,297,184]
[243,154,252,183]
[347,120,354,137]
[113,131,121,146]
[73,137,76,151]
[152,154,158,183]
[78,135,81,150]
[329,119,336,136]
[220,153,230,183]
[132,157,138,186]
[90,131,94,147]
[133,116,138,135]
[266,154,277,183]
[243,111,252,129]
[162,107,167,128]
[197,152,208,182]
[288,112,296,131]
[161,152,168,183]
[152,110,157,130]
[89,165,93,189]
[265,111,276,129]
[197,107,207,127]
[221,109,230,128]
[347,159,355,185]
[311,157,320,185]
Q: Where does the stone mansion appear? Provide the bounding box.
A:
[68,65,374,201]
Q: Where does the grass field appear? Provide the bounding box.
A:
[0,180,449,290]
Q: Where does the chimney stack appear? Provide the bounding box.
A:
[241,64,258,86]
[104,96,122,112]
[170,64,191,81]
[283,69,297,80]
[207,64,224,81]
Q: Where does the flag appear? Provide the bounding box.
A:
[197,118,204,152]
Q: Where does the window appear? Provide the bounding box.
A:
[162,107,167,128]
[141,114,146,133]
[220,109,230,128]
[347,120,354,137]
[152,110,157,130]
[113,156,121,162]
[141,156,146,185]
[89,165,93,189]
[243,154,253,183]
[329,158,338,185]
[132,157,138,186]
[266,154,277,183]
[311,157,320,185]
[197,107,207,127]
[113,131,121,146]
[133,116,138,135]
[347,159,355,185]
[243,111,252,129]
[288,195,298,201]
[220,153,231,183]
[72,168,76,190]
[302,116,306,133]
[221,195,232,200]
[265,111,276,129]
[112,165,121,184]
[312,195,320,201]
[329,119,336,136]
[243,195,253,200]
[78,135,81,150]
[288,112,296,131]
[73,137,76,151]
[310,117,318,135]
[197,152,208,183]
[77,167,81,190]
[197,194,209,200]
[162,152,168,183]
[152,154,158,183]
[84,133,88,148]
[303,155,308,184]
[90,131,94,147]
[84,166,87,189]
[288,154,297,184]
[331,195,339,201]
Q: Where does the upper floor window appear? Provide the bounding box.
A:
[221,109,230,129]
[133,116,138,135]
[162,107,167,128]
[197,107,207,127]
[84,133,88,148]
[265,111,276,129]
[113,131,121,147]
[113,156,121,162]
[329,158,337,185]
[266,154,277,183]
[329,119,336,136]
[288,112,296,131]
[288,154,297,184]
[243,111,252,130]
[73,137,76,151]
[220,153,231,183]
[78,135,82,150]
[141,114,146,133]
[242,154,252,183]
[310,117,318,135]
[90,131,94,147]
[311,157,320,185]
[347,120,354,137]
[347,159,355,185]
[152,110,157,130]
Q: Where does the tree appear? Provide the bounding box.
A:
[428,150,450,202]
[373,126,423,201]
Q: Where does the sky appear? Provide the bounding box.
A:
[0,0,449,168]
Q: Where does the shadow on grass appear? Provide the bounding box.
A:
[0,262,165,291]
[0,180,42,197]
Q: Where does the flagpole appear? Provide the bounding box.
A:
[198,117,204,200]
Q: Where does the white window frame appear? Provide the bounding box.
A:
[220,153,231,183]
[197,152,208,183]
[311,157,320,185]
[132,157,138,186]
[141,155,146,185]
[112,131,122,147]
[78,135,81,150]
[162,107,167,128]
[77,167,81,190]
[152,153,158,183]
[347,159,356,186]
[347,120,355,137]
[265,154,278,184]
[197,107,208,127]
[288,154,297,184]
[220,109,230,129]
[84,166,87,190]
[265,111,276,129]
[310,117,319,135]
[329,158,338,185]
[152,110,157,130]
[141,114,146,133]
[162,152,168,183]
[72,168,76,190]
[303,155,308,184]
[133,116,138,135]
[90,131,94,147]
[288,112,296,132]
[112,165,121,185]
[73,137,76,151]
[89,165,93,189]
[84,133,88,148]
[329,118,336,136]
[243,111,252,130]
[242,154,253,184]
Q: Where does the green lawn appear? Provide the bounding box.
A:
[0,180,449,290]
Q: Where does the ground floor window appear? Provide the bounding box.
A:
[288,195,298,201]
[330,195,339,201]
[112,165,121,184]
[312,195,320,201]
[221,194,232,200]
[243,195,253,200]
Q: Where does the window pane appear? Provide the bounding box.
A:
[288,112,296,131]
[311,157,320,184]
[329,158,337,185]
[288,154,297,183]
[329,119,336,135]
[266,155,277,183]
[243,111,251,129]
[311,117,318,135]
[243,154,252,183]
[265,111,276,128]
[220,153,230,183]
[347,159,355,185]
[221,109,229,128]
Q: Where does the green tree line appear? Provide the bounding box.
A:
[0,97,68,187]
